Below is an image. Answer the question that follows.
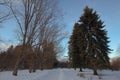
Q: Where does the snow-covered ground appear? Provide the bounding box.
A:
[0,68,120,80]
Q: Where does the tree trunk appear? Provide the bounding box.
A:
[13,46,25,76]
[29,61,36,73]
[79,60,83,72]
[32,59,36,72]
[12,58,21,76]
[29,62,36,73]
[79,66,83,72]
[74,65,77,70]
[93,69,98,75]
[33,68,36,72]
[29,55,36,73]
[12,67,17,76]
[29,65,32,73]
[32,63,36,72]
[39,58,43,70]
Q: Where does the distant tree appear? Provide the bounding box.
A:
[7,45,14,53]
[34,25,66,71]
[0,45,15,71]
[0,45,35,71]
[0,51,6,71]
[111,57,120,70]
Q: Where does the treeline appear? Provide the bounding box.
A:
[111,57,120,70]
[0,44,71,70]
[0,44,58,71]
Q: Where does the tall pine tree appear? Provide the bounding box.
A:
[68,6,111,75]
[68,23,86,71]
[80,6,111,75]
[68,23,80,70]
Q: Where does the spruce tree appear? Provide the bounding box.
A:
[68,23,86,71]
[79,6,111,75]
[68,6,111,75]
[68,23,81,70]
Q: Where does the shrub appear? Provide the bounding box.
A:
[110,57,120,70]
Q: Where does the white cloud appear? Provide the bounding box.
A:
[0,43,16,51]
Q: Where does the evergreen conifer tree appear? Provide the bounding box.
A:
[68,6,111,75]
[68,23,80,70]
[68,23,86,71]
[79,6,111,75]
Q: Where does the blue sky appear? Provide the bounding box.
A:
[0,0,120,58]
[58,0,120,58]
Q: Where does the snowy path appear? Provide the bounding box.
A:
[33,69,62,80]
[33,69,79,80]
[0,69,120,80]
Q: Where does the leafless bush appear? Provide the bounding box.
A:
[110,57,120,70]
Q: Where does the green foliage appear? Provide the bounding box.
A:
[68,6,111,73]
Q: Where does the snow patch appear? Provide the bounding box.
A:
[0,69,120,80]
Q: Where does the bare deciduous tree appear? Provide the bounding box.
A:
[33,24,67,70]
[3,0,66,76]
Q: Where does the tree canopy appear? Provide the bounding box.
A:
[68,6,111,75]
